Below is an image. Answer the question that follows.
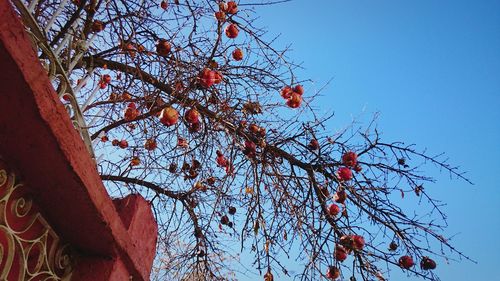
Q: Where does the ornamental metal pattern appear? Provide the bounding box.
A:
[0,166,73,280]
[11,0,97,161]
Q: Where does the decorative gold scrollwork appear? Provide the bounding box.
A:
[0,166,73,280]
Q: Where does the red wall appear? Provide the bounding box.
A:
[0,1,157,280]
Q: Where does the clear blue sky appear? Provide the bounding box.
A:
[247,0,500,280]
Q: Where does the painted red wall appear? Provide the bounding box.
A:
[0,1,157,280]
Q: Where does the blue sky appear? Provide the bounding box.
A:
[249,0,500,280]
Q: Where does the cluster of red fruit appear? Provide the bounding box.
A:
[215,1,238,22]
[99,74,112,89]
[280,85,304,108]
[109,91,133,101]
[199,68,224,88]
[119,42,146,59]
[334,234,365,263]
[244,123,264,138]
[336,151,361,182]
[399,255,437,270]
[111,139,128,149]
[324,152,361,217]
[158,107,202,132]
[124,102,139,121]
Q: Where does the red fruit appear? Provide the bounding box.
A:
[124,103,139,121]
[220,215,229,225]
[334,190,347,204]
[159,107,179,126]
[326,266,340,280]
[144,139,157,151]
[160,0,168,10]
[216,150,228,167]
[328,204,340,217]
[342,151,358,167]
[420,257,436,270]
[389,241,398,251]
[258,127,266,138]
[249,123,260,134]
[216,154,228,167]
[102,74,112,84]
[199,68,217,88]
[286,92,302,108]
[207,177,216,185]
[214,71,223,84]
[293,84,304,95]
[245,141,257,151]
[136,44,145,53]
[264,271,274,281]
[334,245,348,262]
[122,43,137,58]
[218,2,228,12]
[185,108,200,124]
[156,39,171,56]
[339,235,354,250]
[215,11,226,21]
[118,140,128,149]
[352,235,365,250]
[232,48,243,61]
[337,167,353,181]
[308,139,319,150]
[91,20,105,33]
[188,122,201,133]
[225,23,239,39]
[130,156,140,166]
[99,82,107,89]
[177,137,188,148]
[112,139,119,146]
[399,255,414,269]
[226,1,238,14]
[280,86,293,99]
[122,92,132,100]
[353,164,362,173]
[243,141,257,158]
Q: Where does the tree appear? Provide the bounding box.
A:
[12,0,473,280]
